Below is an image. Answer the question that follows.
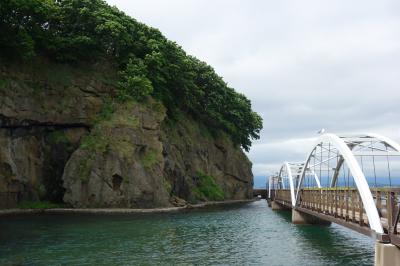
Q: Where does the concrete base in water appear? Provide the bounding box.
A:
[292,209,331,225]
[375,242,400,266]
[271,201,286,210]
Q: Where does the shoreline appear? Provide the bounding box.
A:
[0,199,257,216]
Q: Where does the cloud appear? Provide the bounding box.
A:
[105,0,400,177]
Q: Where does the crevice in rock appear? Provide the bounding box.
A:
[0,115,91,129]
[224,172,249,184]
[214,142,227,153]
[112,174,123,191]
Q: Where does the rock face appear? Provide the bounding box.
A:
[61,101,252,208]
[0,60,111,127]
[162,119,253,202]
[0,127,87,208]
[0,61,107,208]
[62,102,171,208]
[0,61,253,208]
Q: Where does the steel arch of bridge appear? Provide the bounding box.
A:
[272,133,400,235]
[271,161,321,207]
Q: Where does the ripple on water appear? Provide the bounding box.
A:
[0,201,374,265]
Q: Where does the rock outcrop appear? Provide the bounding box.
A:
[0,127,87,208]
[162,118,253,202]
[0,60,112,127]
[0,61,253,208]
[62,101,171,208]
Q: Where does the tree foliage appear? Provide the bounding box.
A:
[0,0,263,151]
[117,57,153,101]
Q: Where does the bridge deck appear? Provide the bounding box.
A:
[272,188,400,246]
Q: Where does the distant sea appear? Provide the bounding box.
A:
[253,175,400,189]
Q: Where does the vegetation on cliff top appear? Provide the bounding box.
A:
[0,0,263,151]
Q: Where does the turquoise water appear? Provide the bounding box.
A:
[0,200,373,265]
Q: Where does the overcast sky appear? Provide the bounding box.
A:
[105,0,400,179]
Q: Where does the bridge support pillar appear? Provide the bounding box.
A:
[271,201,285,210]
[375,241,400,266]
[292,209,331,225]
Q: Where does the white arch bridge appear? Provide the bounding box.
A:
[267,133,400,266]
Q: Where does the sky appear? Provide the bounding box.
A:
[105,0,400,185]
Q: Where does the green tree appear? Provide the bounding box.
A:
[118,57,153,101]
[0,0,57,59]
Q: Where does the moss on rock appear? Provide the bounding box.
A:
[192,171,225,201]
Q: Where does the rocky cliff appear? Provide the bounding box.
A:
[0,60,253,208]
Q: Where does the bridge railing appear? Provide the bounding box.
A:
[274,189,292,206]
[296,188,400,243]
[298,188,367,225]
[372,188,400,245]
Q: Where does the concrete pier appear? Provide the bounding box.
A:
[375,241,400,266]
[292,209,331,225]
[271,201,286,210]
